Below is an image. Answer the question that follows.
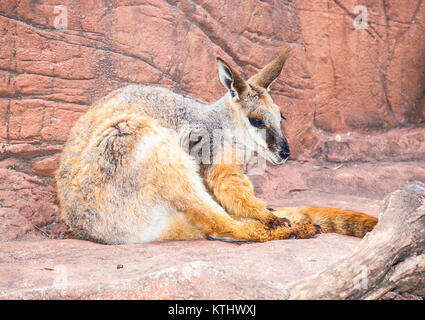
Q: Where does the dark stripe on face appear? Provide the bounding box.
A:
[266,127,290,159]
[266,127,278,151]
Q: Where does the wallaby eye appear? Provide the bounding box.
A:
[281,114,287,121]
[248,118,266,128]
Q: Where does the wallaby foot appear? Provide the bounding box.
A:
[197,216,317,242]
[271,206,378,238]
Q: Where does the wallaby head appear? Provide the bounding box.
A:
[216,48,291,165]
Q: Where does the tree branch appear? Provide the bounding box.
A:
[282,181,425,299]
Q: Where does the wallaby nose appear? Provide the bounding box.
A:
[279,147,290,160]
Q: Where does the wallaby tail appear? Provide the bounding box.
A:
[271,206,378,238]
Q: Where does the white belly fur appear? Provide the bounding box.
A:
[130,203,169,243]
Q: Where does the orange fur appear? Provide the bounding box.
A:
[203,159,294,229]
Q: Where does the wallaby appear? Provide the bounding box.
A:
[55,48,377,244]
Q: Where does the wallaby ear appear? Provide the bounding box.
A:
[216,57,248,100]
[248,48,290,91]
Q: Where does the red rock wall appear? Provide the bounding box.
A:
[0,0,424,240]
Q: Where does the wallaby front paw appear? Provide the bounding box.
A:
[265,216,291,230]
[263,209,292,230]
[314,224,322,234]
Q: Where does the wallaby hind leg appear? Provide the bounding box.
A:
[270,207,378,237]
[147,135,316,242]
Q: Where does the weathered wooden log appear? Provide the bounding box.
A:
[281,181,425,300]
